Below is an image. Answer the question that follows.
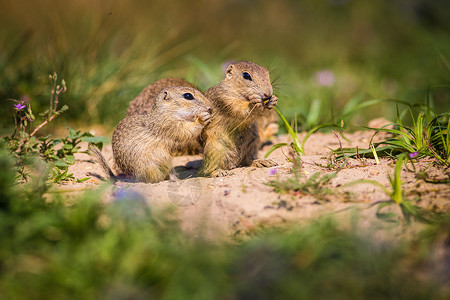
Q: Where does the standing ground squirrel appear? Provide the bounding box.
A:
[90,86,212,183]
[200,61,278,176]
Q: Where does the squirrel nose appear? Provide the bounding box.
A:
[207,107,212,114]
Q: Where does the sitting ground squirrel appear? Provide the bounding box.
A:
[126,72,279,155]
[127,78,197,116]
[199,61,278,176]
[90,86,212,183]
[127,78,203,155]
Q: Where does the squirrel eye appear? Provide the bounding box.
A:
[183,93,194,100]
[242,72,252,81]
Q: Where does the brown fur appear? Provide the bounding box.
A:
[199,61,278,175]
[91,86,211,183]
[127,78,202,155]
[257,110,279,146]
[127,78,197,116]
[126,75,279,156]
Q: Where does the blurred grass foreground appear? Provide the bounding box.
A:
[0,0,449,134]
[0,148,449,299]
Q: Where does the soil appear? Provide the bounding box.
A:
[60,128,450,236]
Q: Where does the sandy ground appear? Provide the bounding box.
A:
[60,129,450,236]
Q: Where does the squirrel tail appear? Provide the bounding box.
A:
[88,143,117,182]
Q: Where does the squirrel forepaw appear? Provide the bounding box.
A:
[249,95,262,105]
[264,95,278,109]
[197,111,212,125]
[169,172,178,182]
[251,158,278,168]
[211,169,235,177]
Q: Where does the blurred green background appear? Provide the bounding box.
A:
[1,0,449,135]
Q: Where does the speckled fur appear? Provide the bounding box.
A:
[126,74,279,156]
[200,61,278,175]
[257,109,279,146]
[127,78,202,155]
[127,78,197,116]
[92,86,211,183]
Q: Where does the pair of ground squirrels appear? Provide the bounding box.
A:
[126,61,279,176]
[91,61,278,182]
[90,86,212,183]
[127,74,279,155]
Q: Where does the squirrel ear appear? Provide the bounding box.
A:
[163,91,170,101]
[226,65,233,79]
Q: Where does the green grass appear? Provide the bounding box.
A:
[0,154,448,299]
[343,154,428,223]
[265,102,448,223]
[267,161,337,202]
[335,105,450,166]
[1,0,449,132]
[2,74,107,183]
[265,107,338,158]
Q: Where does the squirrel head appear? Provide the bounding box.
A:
[223,61,275,104]
[155,86,212,125]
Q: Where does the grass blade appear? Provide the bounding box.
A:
[264,143,288,158]
[275,107,302,155]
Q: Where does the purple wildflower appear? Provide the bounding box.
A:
[268,167,278,176]
[409,151,418,159]
[314,70,335,87]
[14,103,26,110]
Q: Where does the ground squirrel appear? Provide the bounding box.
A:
[90,86,212,183]
[199,61,278,175]
[127,78,203,155]
[127,78,197,116]
[126,74,279,155]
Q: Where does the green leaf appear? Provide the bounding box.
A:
[65,155,75,165]
[77,177,90,183]
[59,105,69,112]
[275,107,302,155]
[341,98,384,118]
[55,160,69,168]
[376,201,399,223]
[306,99,322,129]
[391,164,404,204]
[38,135,52,142]
[81,136,108,144]
[53,169,67,183]
[52,168,74,183]
[67,127,81,139]
[264,143,288,158]
[39,109,50,117]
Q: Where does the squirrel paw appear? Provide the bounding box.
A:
[249,94,262,105]
[211,169,235,177]
[169,172,178,182]
[251,158,278,168]
[264,95,278,109]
